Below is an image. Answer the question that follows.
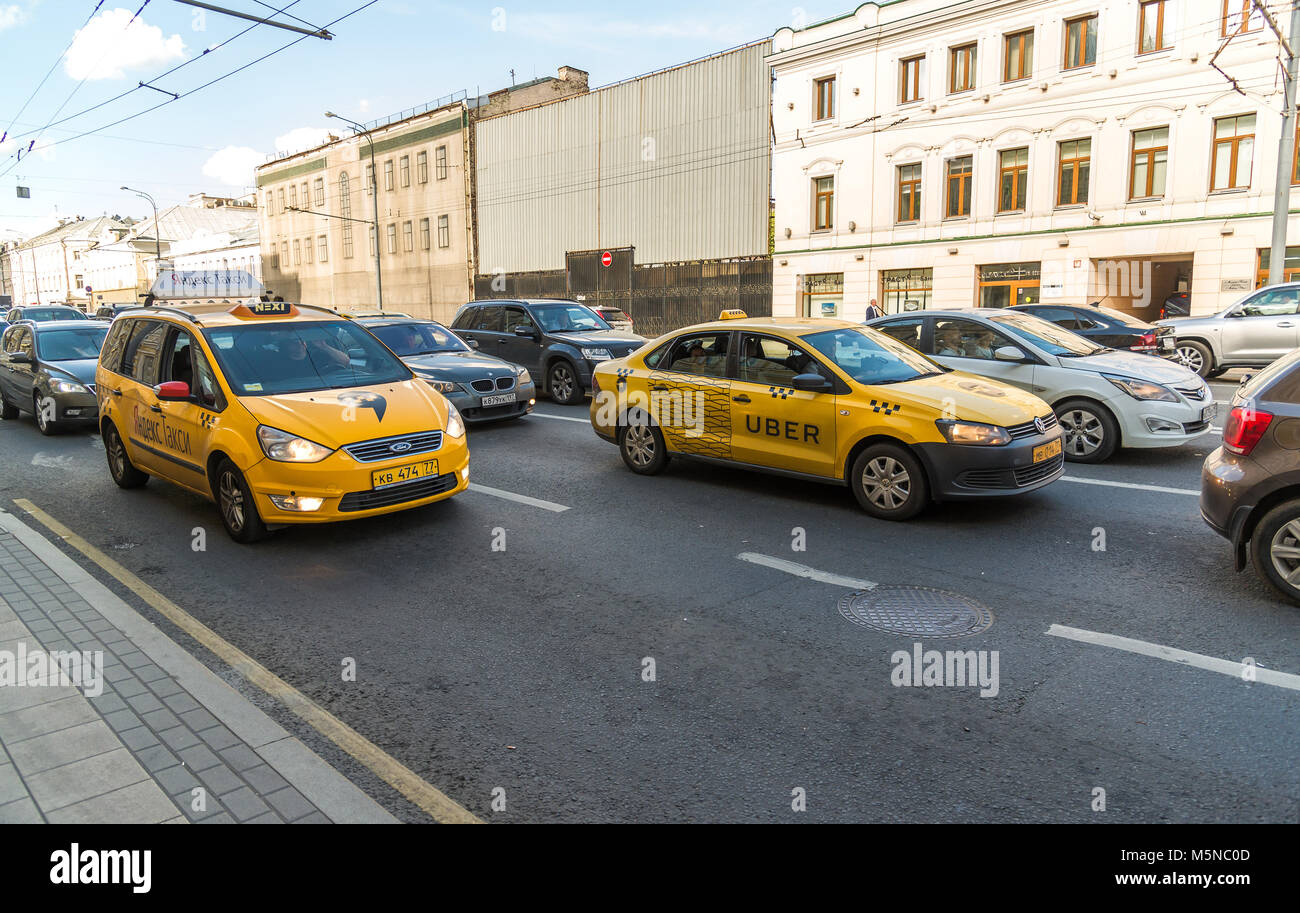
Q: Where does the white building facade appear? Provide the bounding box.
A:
[769,0,1289,321]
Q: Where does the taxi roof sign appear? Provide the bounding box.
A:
[718,309,749,320]
[150,270,263,301]
[231,300,299,319]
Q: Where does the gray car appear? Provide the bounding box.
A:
[1156,283,1300,378]
[0,320,107,434]
[359,317,537,423]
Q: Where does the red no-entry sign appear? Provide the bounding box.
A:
[601,250,613,268]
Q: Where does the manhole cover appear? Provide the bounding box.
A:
[837,586,993,638]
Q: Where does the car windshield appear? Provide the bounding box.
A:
[202,320,413,396]
[36,326,108,361]
[988,312,1105,357]
[22,308,87,322]
[803,326,945,386]
[531,303,611,333]
[1090,304,1151,327]
[370,321,469,356]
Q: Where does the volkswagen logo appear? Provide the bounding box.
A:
[390,441,413,454]
[1033,416,1047,435]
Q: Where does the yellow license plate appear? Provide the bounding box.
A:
[371,460,439,489]
[1033,438,1062,463]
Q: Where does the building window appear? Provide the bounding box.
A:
[1064,14,1098,69]
[1211,114,1255,191]
[812,176,834,230]
[946,155,973,218]
[264,191,274,215]
[343,224,354,259]
[897,163,922,223]
[1003,30,1034,82]
[998,147,1029,212]
[368,225,376,257]
[1130,127,1169,198]
[365,164,375,194]
[287,185,297,209]
[301,183,309,207]
[318,235,328,263]
[339,173,351,218]
[403,220,414,252]
[814,76,836,121]
[882,268,933,313]
[1057,139,1091,206]
[436,145,448,181]
[314,177,325,208]
[386,223,397,254]
[420,217,431,250]
[400,156,411,188]
[1139,1,1169,53]
[384,160,394,192]
[949,44,977,93]
[280,241,288,267]
[900,55,924,104]
[1222,0,1260,36]
[292,239,301,266]
[437,215,450,249]
[417,151,428,184]
[303,236,313,264]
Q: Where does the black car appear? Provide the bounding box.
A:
[449,299,645,405]
[0,320,107,434]
[1009,303,1167,355]
[1202,348,1300,604]
[93,303,142,321]
[5,305,89,324]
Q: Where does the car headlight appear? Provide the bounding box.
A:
[515,367,531,384]
[51,379,88,394]
[256,426,334,462]
[581,347,613,362]
[1103,374,1177,402]
[444,402,465,439]
[424,378,458,394]
[935,420,1012,446]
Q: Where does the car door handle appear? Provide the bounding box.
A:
[1277,322,1295,328]
[150,404,162,414]
[651,385,670,392]
[733,394,751,403]
[110,389,122,397]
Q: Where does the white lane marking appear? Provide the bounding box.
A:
[1061,476,1199,496]
[1046,624,1300,692]
[529,412,590,425]
[468,483,570,512]
[738,552,876,590]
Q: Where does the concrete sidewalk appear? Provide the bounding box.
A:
[0,507,396,824]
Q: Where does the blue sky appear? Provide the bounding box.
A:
[0,0,843,238]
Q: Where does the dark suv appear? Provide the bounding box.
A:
[5,305,89,324]
[1201,348,1300,604]
[450,299,645,405]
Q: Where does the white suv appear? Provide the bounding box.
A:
[1155,283,1300,379]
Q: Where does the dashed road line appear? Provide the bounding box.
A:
[1061,476,1199,496]
[1047,624,1300,692]
[737,552,876,590]
[468,483,570,512]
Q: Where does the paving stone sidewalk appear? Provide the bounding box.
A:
[0,510,396,824]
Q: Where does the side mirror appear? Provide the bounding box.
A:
[467,338,480,349]
[791,373,833,393]
[9,352,32,364]
[154,381,191,401]
[994,345,1027,362]
[514,325,538,338]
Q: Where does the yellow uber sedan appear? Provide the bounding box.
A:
[589,313,1064,520]
[96,300,469,542]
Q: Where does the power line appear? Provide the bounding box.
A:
[0,1,105,148]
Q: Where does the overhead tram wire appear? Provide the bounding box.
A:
[0,1,105,148]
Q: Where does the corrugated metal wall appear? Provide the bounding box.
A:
[475,41,771,273]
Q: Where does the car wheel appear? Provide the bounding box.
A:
[215,458,268,544]
[0,390,17,420]
[619,410,669,475]
[850,444,929,521]
[548,361,583,405]
[34,393,59,435]
[1250,500,1300,606]
[1055,399,1119,463]
[1174,340,1214,378]
[104,422,148,489]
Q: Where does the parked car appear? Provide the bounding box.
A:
[449,298,645,405]
[1201,348,1300,604]
[1155,282,1300,378]
[1010,303,1168,356]
[1159,291,1190,320]
[0,320,108,433]
[5,305,89,324]
[358,316,537,423]
[589,305,634,332]
[93,303,141,321]
[868,308,1212,463]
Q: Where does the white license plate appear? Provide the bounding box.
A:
[1202,405,1215,423]
[481,393,516,407]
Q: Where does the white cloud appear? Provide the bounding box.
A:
[0,5,24,31]
[65,8,185,81]
[202,146,264,187]
[274,126,333,155]
[358,99,371,114]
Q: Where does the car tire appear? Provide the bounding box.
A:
[1250,499,1300,606]
[619,410,669,475]
[1174,340,1214,378]
[547,360,584,406]
[34,393,59,435]
[1055,399,1119,464]
[104,422,148,489]
[850,443,929,521]
[0,390,18,420]
[214,458,268,544]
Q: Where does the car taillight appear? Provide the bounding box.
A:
[591,372,602,395]
[1222,406,1274,456]
[1131,332,1156,351]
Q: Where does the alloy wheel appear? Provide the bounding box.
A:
[1269,519,1300,593]
[861,456,911,511]
[1175,345,1204,373]
[219,471,246,534]
[623,423,656,468]
[109,433,127,478]
[550,365,574,402]
[1061,409,1104,458]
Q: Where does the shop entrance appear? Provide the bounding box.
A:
[978,262,1041,308]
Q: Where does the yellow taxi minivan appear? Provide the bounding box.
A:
[589,313,1064,520]
[96,300,469,542]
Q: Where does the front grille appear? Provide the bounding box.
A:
[1183,420,1210,434]
[343,431,443,463]
[957,468,1013,490]
[1175,384,1209,402]
[1007,413,1059,441]
[496,376,515,391]
[470,379,494,393]
[1014,453,1064,486]
[338,473,457,512]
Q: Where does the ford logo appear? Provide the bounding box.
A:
[1034,417,1047,435]
[390,441,413,453]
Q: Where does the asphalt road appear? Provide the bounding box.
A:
[1,379,1297,823]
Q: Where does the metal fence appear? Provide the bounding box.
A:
[473,253,772,337]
